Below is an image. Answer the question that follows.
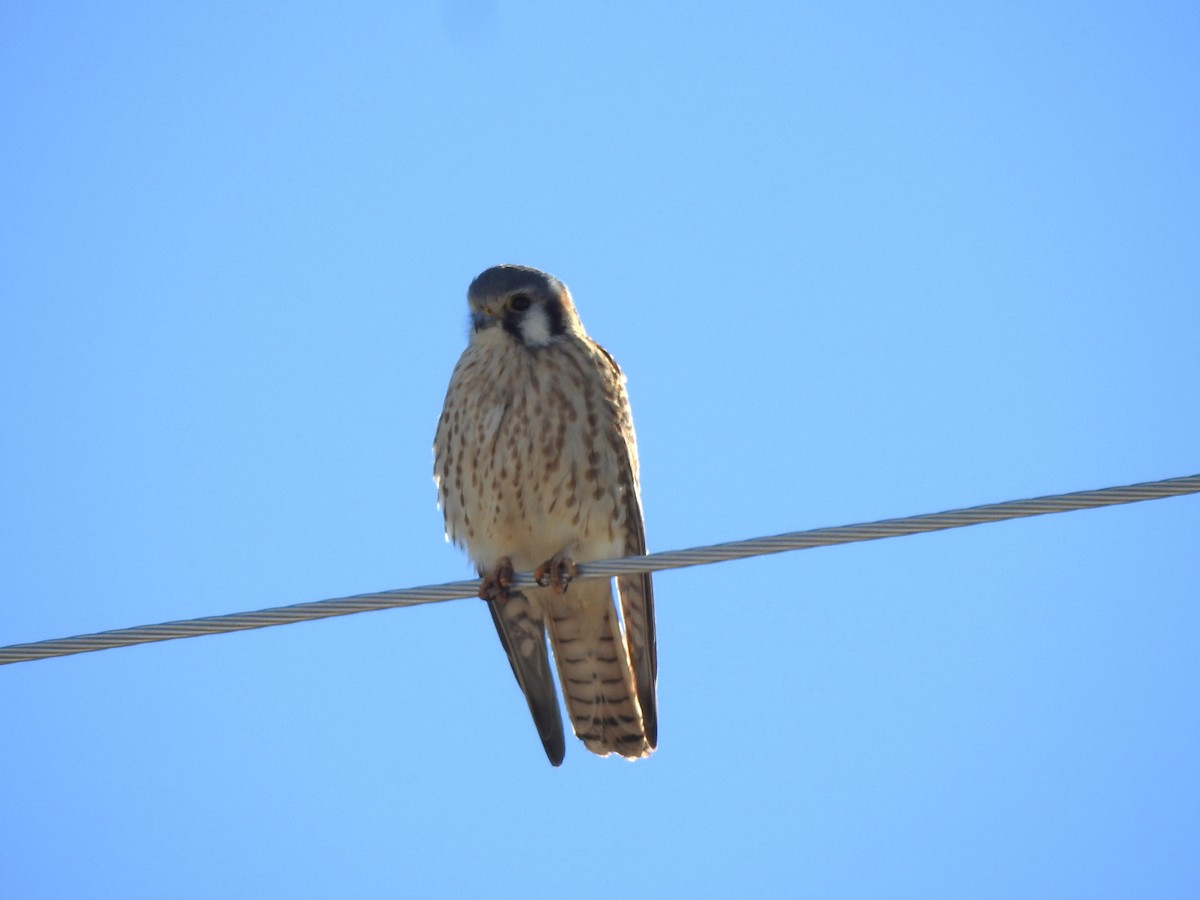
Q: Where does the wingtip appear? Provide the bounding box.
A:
[642,711,658,752]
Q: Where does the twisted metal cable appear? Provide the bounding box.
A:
[2,473,1197,666]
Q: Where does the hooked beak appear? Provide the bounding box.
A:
[472,305,499,332]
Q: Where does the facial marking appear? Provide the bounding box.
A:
[517,304,555,347]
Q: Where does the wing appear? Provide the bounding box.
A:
[616,493,657,750]
[595,341,659,750]
[487,590,566,766]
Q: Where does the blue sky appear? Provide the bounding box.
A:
[3,2,1198,897]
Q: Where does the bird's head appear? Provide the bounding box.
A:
[467,265,583,348]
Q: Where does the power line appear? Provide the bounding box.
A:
[2,473,1196,666]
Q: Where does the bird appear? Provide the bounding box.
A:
[433,264,657,766]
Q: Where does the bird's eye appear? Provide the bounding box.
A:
[509,294,531,312]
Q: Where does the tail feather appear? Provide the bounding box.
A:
[541,579,652,759]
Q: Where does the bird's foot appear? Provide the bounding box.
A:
[534,552,577,594]
[479,558,515,604]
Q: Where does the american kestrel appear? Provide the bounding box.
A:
[433,265,657,766]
